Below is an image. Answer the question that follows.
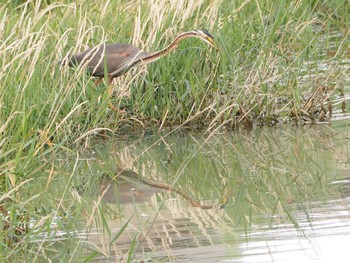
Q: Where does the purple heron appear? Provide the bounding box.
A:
[64,29,215,85]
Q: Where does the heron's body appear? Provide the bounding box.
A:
[65,29,215,84]
[68,43,150,80]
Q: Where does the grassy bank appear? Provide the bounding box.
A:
[1,0,349,172]
[1,0,349,145]
[1,0,350,260]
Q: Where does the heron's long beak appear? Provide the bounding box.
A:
[207,37,216,48]
[207,37,220,52]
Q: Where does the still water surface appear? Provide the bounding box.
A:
[27,119,350,262]
[62,119,350,262]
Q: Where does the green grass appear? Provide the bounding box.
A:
[1,0,349,167]
[1,0,350,261]
[1,0,347,172]
[1,0,349,145]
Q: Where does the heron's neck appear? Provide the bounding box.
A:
[136,32,196,65]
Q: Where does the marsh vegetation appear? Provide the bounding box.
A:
[1,0,350,262]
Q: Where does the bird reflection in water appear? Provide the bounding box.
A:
[99,168,231,209]
[99,169,162,205]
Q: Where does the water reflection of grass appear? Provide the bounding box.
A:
[1,0,350,261]
[130,126,344,220]
[2,124,349,261]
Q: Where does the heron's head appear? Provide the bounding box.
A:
[193,29,215,48]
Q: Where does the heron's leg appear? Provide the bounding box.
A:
[94,77,103,86]
[107,76,113,85]
[106,77,122,112]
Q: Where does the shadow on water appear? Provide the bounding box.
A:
[5,120,350,262]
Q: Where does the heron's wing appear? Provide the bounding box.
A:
[108,49,150,77]
[68,43,143,77]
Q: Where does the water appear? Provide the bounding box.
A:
[8,118,349,262]
[234,198,350,263]
[86,188,350,262]
[47,119,349,262]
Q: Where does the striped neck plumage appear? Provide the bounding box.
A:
[135,31,197,65]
